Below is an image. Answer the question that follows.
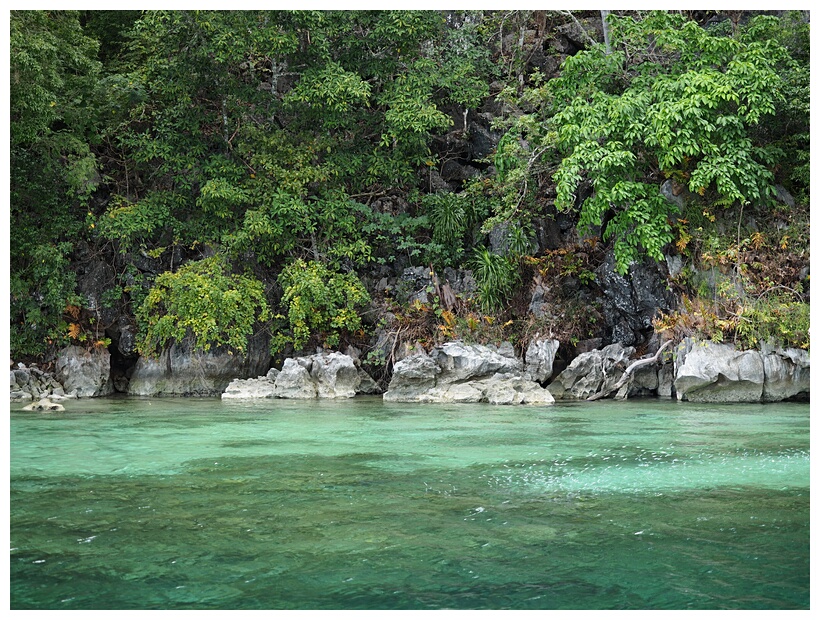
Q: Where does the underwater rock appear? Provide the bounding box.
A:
[23,398,65,411]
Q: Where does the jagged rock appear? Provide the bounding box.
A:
[529,280,552,319]
[674,339,764,403]
[272,359,318,399]
[356,368,382,395]
[309,352,361,398]
[657,363,675,398]
[774,184,795,208]
[255,352,383,399]
[128,333,270,397]
[442,267,476,296]
[383,353,441,402]
[384,342,553,405]
[394,266,434,305]
[628,364,660,397]
[76,260,119,327]
[467,115,501,160]
[595,252,677,347]
[548,343,635,400]
[431,341,522,384]
[480,373,555,405]
[56,345,114,398]
[761,344,809,402]
[525,338,560,384]
[22,398,65,412]
[222,376,278,399]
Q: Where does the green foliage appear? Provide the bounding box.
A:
[546,12,792,273]
[471,248,520,313]
[10,11,102,359]
[733,295,810,351]
[136,257,270,355]
[10,243,80,359]
[275,260,371,353]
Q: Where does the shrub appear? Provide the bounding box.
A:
[136,256,269,355]
[275,259,371,353]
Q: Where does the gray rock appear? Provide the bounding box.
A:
[674,339,764,403]
[310,352,361,398]
[657,363,675,398]
[596,252,676,346]
[384,342,553,405]
[383,353,441,402]
[356,369,382,395]
[76,260,119,327]
[761,345,810,402]
[529,280,551,319]
[22,398,65,412]
[273,358,318,399]
[480,373,555,405]
[432,341,521,385]
[548,343,635,400]
[774,184,795,208]
[128,333,270,397]
[525,338,560,384]
[222,376,278,399]
[394,266,434,305]
[56,345,114,398]
[262,352,380,399]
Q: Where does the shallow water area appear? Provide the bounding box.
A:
[10,396,809,609]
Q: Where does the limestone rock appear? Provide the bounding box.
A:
[674,339,764,403]
[548,343,634,400]
[222,376,278,399]
[383,353,440,402]
[431,341,521,385]
[383,341,553,405]
[273,359,318,399]
[128,333,270,397]
[56,345,114,398]
[309,352,361,398]
[525,338,560,384]
[23,398,65,411]
[761,345,809,402]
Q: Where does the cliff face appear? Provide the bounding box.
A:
[10,11,809,393]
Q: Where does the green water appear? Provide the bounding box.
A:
[10,397,809,610]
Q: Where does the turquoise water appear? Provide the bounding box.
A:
[9,397,809,609]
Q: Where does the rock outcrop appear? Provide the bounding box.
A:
[128,334,270,397]
[674,339,809,403]
[10,363,67,402]
[524,338,560,384]
[56,345,114,398]
[548,343,635,400]
[22,398,65,411]
[383,341,554,405]
[222,352,380,400]
[761,344,810,402]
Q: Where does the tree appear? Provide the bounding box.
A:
[10,11,102,358]
[500,12,793,274]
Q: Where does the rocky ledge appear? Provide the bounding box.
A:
[383,341,555,405]
[547,339,809,403]
[222,351,381,400]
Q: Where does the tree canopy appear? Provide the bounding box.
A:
[9,10,810,362]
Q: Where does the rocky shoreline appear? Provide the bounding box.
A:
[11,337,809,407]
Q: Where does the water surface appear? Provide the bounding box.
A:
[10,397,809,609]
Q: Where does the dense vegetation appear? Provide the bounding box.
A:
[9,10,810,375]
